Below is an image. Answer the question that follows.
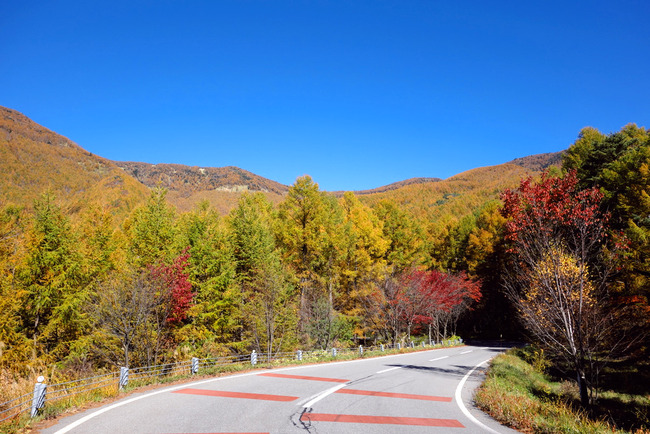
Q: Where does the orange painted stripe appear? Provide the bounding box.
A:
[173,388,298,402]
[301,413,464,427]
[258,372,348,383]
[336,388,452,402]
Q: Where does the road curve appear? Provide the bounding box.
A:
[42,345,518,434]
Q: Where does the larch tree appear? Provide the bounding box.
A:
[276,176,339,340]
[230,193,297,356]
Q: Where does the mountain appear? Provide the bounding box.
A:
[0,106,149,219]
[114,161,289,213]
[0,105,563,220]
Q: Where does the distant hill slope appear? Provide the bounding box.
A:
[333,177,442,197]
[0,106,148,219]
[358,162,544,222]
[114,162,289,213]
[508,151,564,171]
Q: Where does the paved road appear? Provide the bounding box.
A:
[42,345,519,433]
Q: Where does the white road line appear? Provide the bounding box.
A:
[460,350,473,354]
[455,358,501,434]
[429,356,449,361]
[51,371,261,434]
[302,383,348,408]
[376,366,402,374]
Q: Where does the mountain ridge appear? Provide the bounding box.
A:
[1,105,562,216]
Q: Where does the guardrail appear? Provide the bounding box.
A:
[0,338,462,425]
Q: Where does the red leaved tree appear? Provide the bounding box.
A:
[501,170,625,406]
[382,269,480,345]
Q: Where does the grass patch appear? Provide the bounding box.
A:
[475,347,650,433]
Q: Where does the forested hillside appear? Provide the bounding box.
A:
[0,106,149,221]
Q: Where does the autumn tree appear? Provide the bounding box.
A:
[0,203,30,368]
[175,201,238,354]
[230,193,297,356]
[563,124,650,342]
[90,267,162,367]
[337,192,388,341]
[501,170,621,405]
[276,176,341,341]
[373,199,424,274]
[125,188,177,267]
[18,192,86,361]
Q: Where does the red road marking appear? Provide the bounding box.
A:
[301,413,464,427]
[336,388,452,402]
[173,388,298,402]
[258,372,348,383]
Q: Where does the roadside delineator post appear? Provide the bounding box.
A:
[191,357,199,375]
[30,376,47,418]
[119,367,129,390]
[380,344,384,352]
[359,345,363,356]
[332,348,337,358]
[251,350,257,366]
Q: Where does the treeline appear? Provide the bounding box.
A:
[0,176,489,375]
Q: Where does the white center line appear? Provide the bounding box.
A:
[376,366,402,374]
[429,356,449,362]
[460,350,473,354]
[302,383,347,408]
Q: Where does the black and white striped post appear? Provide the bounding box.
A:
[30,376,46,418]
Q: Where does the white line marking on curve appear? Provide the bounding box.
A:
[460,350,473,354]
[51,371,261,434]
[455,358,501,434]
[302,383,348,408]
[429,356,449,362]
[376,366,402,374]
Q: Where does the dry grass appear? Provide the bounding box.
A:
[475,347,650,433]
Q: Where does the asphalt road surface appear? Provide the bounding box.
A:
[42,345,519,433]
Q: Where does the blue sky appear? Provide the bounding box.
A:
[2,1,649,191]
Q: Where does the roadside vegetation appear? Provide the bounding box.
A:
[475,346,650,433]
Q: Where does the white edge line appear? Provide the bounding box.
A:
[460,350,473,354]
[52,371,260,434]
[302,383,348,408]
[454,358,501,434]
[429,356,449,361]
[376,366,402,374]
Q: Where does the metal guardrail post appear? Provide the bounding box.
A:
[191,357,199,375]
[251,350,257,366]
[296,350,302,361]
[30,376,47,418]
[119,367,129,390]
